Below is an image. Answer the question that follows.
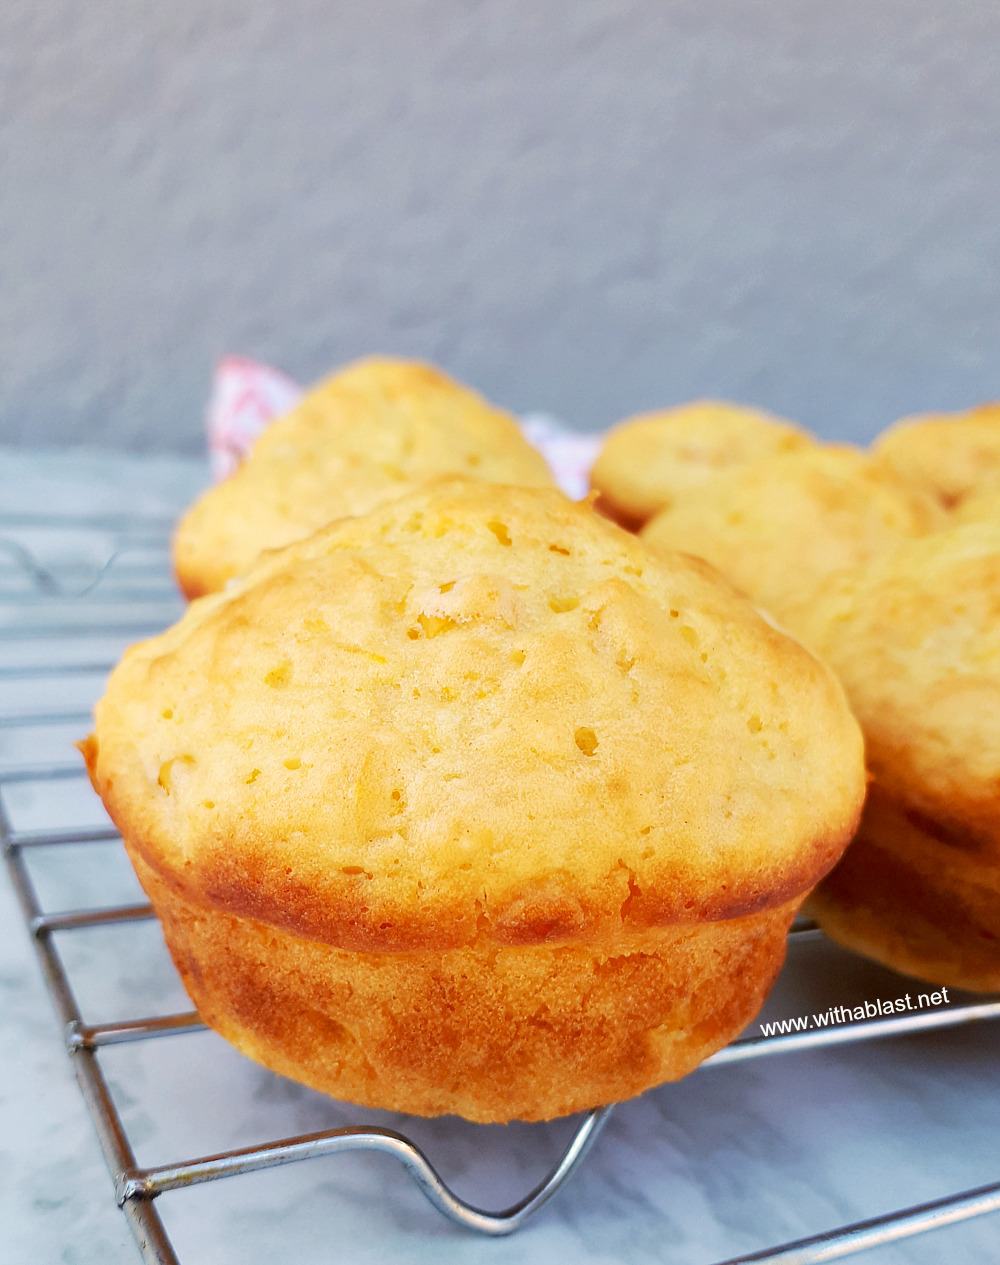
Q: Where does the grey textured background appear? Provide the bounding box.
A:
[3,1,1000,453]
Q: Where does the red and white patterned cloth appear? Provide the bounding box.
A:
[205,357,601,500]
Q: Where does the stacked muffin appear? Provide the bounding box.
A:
[793,526,1000,991]
[594,400,1000,992]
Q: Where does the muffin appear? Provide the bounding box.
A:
[84,482,865,1122]
[173,357,554,598]
[590,400,812,529]
[873,403,1000,508]
[641,447,940,623]
[791,523,1000,991]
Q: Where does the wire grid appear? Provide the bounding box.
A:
[2,510,1000,1265]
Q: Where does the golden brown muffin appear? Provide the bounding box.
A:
[173,357,554,598]
[873,403,1000,508]
[84,482,865,1122]
[590,400,813,529]
[810,790,1000,994]
[641,447,941,622]
[791,523,1000,991]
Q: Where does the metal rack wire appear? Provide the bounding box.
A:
[2,509,999,1265]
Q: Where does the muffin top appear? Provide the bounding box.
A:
[172,357,554,597]
[873,404,1000,507]
[590,400,812,528]
[641,447,941,620]
[787,522,1000,852]
[87,482,865,952]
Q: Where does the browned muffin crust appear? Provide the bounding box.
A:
[811,790,1000,993]
[132,848,801,1122]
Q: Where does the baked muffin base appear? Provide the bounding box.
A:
[131,848,800,1123]
[811,791,1000,993]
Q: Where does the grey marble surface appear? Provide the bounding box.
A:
[0,447,998,1265]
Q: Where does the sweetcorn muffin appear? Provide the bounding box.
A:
[873,403,1000,508]
[173,357,554,598]
[791,523,1000,991]
[590,400,813,529]
[640,447,940,623]
[85,482,865,1122]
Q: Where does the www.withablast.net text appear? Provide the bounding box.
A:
[760,988,951,1037]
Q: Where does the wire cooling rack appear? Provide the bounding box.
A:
[2,509,1000,1265]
